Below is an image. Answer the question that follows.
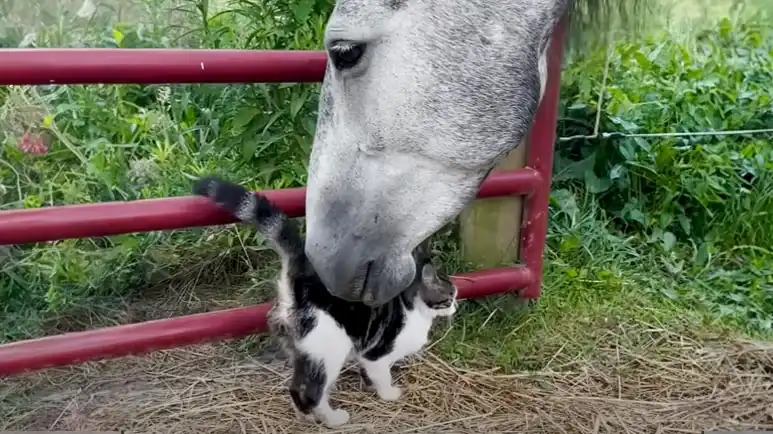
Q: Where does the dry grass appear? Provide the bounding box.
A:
[2,322,772,433]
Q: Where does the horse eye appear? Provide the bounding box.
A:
[329,43,366,70]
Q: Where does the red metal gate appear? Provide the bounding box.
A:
[0,24,565,377]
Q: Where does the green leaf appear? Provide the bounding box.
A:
[290,93,306,119]
[677,214,691,235]
[662,231,676,252]
[233,107,260,130]
[112,29,124,45]
[661,287,679,300]
[243,139,259,161]
[659,212,674,230]
[628,208,647,226]
[609,164,624,180]
[619,140,636,161]
[292,0,315,23]
[633,51,650,68]
[559,234,582,253]
[584,170,612,194]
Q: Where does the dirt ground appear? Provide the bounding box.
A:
[2,321,773,434]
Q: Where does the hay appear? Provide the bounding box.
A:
[2,325,773,433]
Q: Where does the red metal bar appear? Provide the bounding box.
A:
[477,168,540,198]
[519,20,566,299]
[0,188,305,245]
[0,49,327,85]
[0,266,532,377]
[0,169,538,246]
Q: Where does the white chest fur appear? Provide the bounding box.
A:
[388,307,434,362]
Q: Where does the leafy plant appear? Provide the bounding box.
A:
[554,17,773,330]
[556,18,773,248]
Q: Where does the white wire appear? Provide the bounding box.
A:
[558,128,773,142]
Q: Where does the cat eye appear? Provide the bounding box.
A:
[329,42,366,70]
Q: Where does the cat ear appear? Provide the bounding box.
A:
[414,238,432,263]
[421,263,438,285]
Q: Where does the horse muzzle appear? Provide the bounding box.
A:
[305,237,416,307]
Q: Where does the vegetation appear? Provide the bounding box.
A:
[1,0,772,374]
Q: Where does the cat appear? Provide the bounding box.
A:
[193,176,459,428]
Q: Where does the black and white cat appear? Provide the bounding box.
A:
[193,176,458,428]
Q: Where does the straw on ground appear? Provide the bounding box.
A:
[3,321,772,433]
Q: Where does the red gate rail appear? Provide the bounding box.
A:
[0,169,540,245]
[0,49,328,85]
[0,267,531,377]
[0,20,565,377]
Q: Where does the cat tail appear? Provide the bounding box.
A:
[193,176,304,258]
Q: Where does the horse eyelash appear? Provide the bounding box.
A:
[329,43,357,53]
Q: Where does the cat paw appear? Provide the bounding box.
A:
[377,385,402,401]
[323,409,350,427]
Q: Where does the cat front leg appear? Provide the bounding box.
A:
[359,358,401,401]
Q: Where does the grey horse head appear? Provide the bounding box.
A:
[305,0,589,306]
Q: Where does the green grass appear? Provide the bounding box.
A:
[1,0,772,373]
[433,193,746,371]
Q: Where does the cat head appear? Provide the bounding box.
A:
[416,262,458,317]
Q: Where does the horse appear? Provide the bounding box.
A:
[303,0,647,307]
